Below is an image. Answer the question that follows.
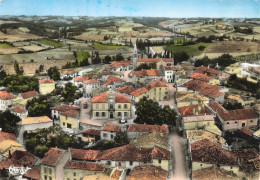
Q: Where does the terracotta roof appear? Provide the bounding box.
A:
[74,77,89,82]
[65,161,103,171]
[187,130,225,144]
[192,166,238,180]
[235,149,259,160]
[127,165,168,180]
[70,148,100,161]
[106,60,131,69]
[83,129,100,136]
[40,148,64,166]
[130,78,167,96]
[191,139,239,166]
[177,104,209,116]
[0,132,16,143]
[38,79,54,84]
[10,107,26,114]
[96,142,170,161]
[0,150,36,170]
[132,69,161,77]
[83,79,99,84]
[103,125,120,132]
[23,168,40,180]
[103,71,113,75]
[176,91,207,103]
[115,92,131,103]
[20,90,39,99]
[181,79,223,99]
[162,58,173,62]
[0,91,15,100]
[117,86,136,95]
[128,124,168,133]
[0,140,24,157]
[61,109,79,118]
[240,127,253,136]
[111,169,123,179]
[189,73,213,82]
[208,102,257,121]
[104,76,124,85]
[91,92,130,103]
[137,58,160,63]
[51,105,79,112]
[227,95,240,101]
[194,66,220,77]
[20,116,52,125]
[164,66,179,71]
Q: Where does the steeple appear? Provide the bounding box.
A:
[132,43,138,69]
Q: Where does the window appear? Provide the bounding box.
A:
[119,162,121,167]
[111,134,114,139]
[227,122,230,124]
[118,112,121,117]
[130,161,133,166]
[44,175,47,180]
[67,123,72,128]
[124,104,127,109]
[118,104,121,109]
[124,112,128,117]
[63,122,65,126]
[49,168,52,174]
[235,121,237,123]
[200,164,202,166]
[96,112,99,117]
[102,112,106,117]
[250,120,253,122]
[74,172,77,176]
[49,177,52,180]
[44,167,47,174]
[107,161,111,165]
[158,159,161,164]
[103,133,108,137]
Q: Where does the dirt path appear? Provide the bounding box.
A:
[170,134,187,180]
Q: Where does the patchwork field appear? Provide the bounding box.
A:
[0,43,20,54]
[39,39,63,48]
[92,43,126,50]
[0,29,41,42]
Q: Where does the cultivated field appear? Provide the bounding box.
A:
[0,29,41,42]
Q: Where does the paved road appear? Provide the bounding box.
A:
[170,133,187,180]
[123,70,132,82]
[160,83,175,108]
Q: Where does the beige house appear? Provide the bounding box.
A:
[40,148,69,180]
[60,109,80,132]
[39,79,55,95]
[176,91,208,108]
[91,91,131,120]
[18,116,53,132]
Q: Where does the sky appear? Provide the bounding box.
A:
[0,0,259,18]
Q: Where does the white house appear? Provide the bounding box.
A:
[50,105,79,120]
[100,125,120,141]
[0,91,15,111]
[83,79,100,97]
[10,107,28,119]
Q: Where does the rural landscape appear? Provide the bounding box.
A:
[0,0,259,180]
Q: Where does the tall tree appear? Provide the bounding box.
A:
[104,55,112,64]
[0,110,21,134]
[63,82,76,102]
[47,66,60,80]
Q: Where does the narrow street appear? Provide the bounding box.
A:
[160,84,175,108]
[123,70,132,82]
[170,133,187,180]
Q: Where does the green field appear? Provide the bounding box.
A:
[39,39,63,48]
[166,42,211,57]
[93,43,125,50]
[76,51,90,62]
[0,43,14,49]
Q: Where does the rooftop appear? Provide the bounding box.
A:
[0,91,15,100]
[20,116,52,125]
[186,129,225,144]
[133,132,168,149]
[177,104,210,116]
[189,72,213,82]
[65,161,103,171]
[117,86,136,95]
[10,107,26,114]
[164,66,179,71]
[74,77,89,82]
[191,139,238,166]
[0,140,24,157]
[20,90,39,99]
[176,91,207,103]
[235,149,259,160]
[70,148,100,161]
[82,129,100,136]
[128,124,168,133]
[40,148,65,166]
[103,125,120,132]
[208,102,257,121]
[38,79,54,84]
[132,69,161,77]
[194,66,220,77]
[91,92,131,103]
[137,58,160,63]
[83,79,99,84]
[104,76,124,85]
[0,132,16,143]
[106,60,131,69]
[126,165,168,180]
[51,105,79,112]
[61,109,79,119]
[23,168,40,180]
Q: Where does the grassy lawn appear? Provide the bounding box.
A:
[166,42,211,57]
[0,43,14,49]
[39,39,63,48]
[93,43,125,50]
[76,51,90,62]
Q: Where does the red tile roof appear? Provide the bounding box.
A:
[20,90,39,99]
[132,69,161,77]
[177,104,209,116]
[61,109,79,118]
[106,60,131,69]
[96,142,170,161]
[65,161,103,171]
[38,79,54,84]
[103,125,120,132]
[111,169,123,179]
[189,73,213,82]
[40,148,64,166]
[137,58,160,63]
[74,77,89,82]
[240,127,253,136]
[0,132,16,143]
[10,107,26,114]
[0,150,36,170]
[117,86,136,95]
[194,66,220,77]
[104,76,124,85]
[208,102,257,121]
[91,92,130,103]
[191,139,239,166]
[181,79,223,99]
[83,129,100,136]
[115,92,131,103]
[235,149,259,160]
[128,124,168,133]
[164,66,179,71]
[0,91,15,100]
[127,165,168,180]
[103,71,113,75]
[130,78,167,96]
[70,148,100,161]
[83,79,99,84]
[162,58,173,62]
[51,105,79,112]
[23,168,40,180]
